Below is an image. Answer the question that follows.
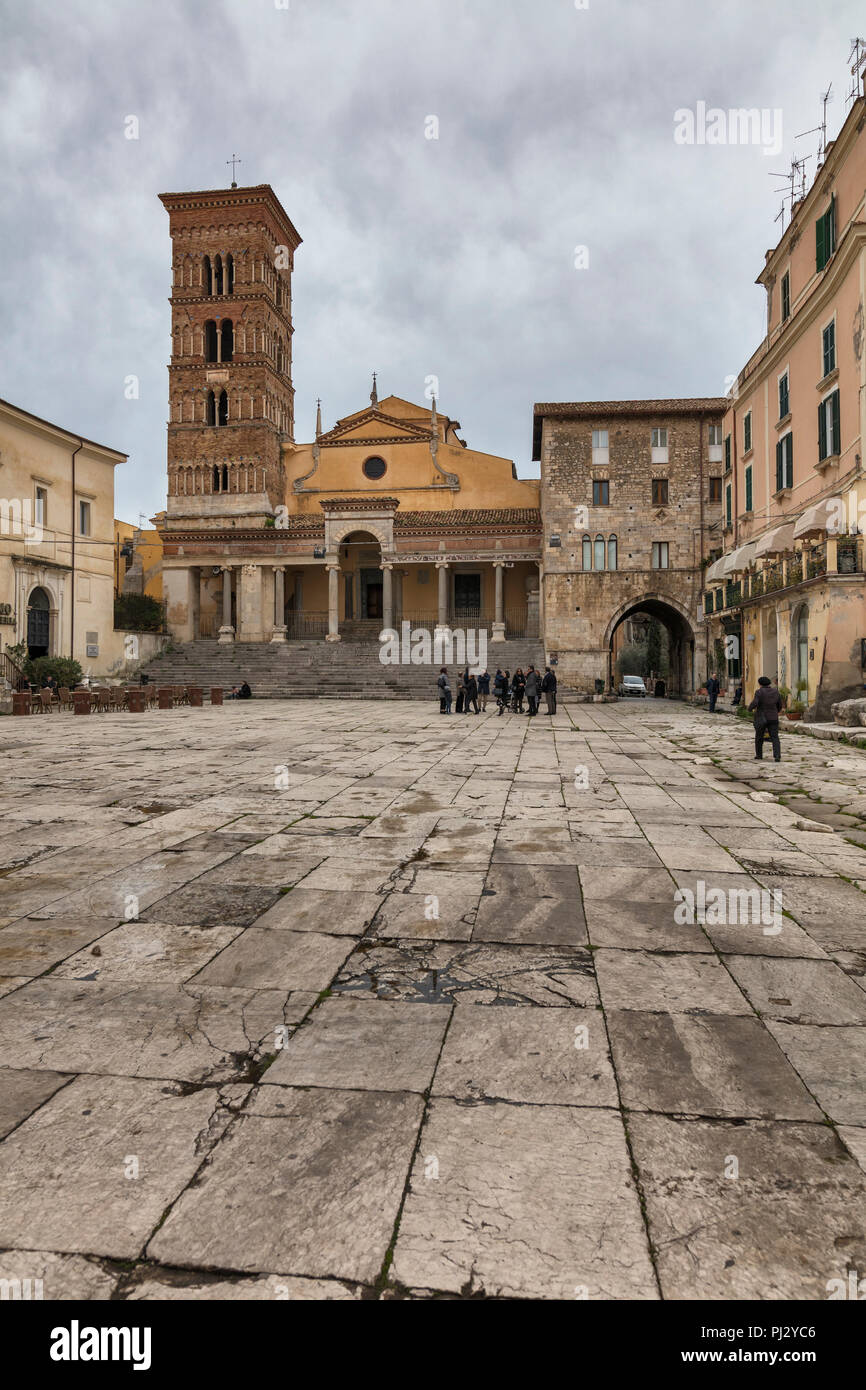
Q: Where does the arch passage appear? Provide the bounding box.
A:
[607,595,697,697]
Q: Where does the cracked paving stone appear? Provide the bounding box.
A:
[139,883,285,929]
[391,1098,656,1299]
[191,928,353,993]
[263,997,450,1092]
[0,916,122,976]
[375,890,476,942]
[0,978,316,1081]
[432,1003,617,1106]
[594,949,751,1015]
[583,897,710,953]
[0,1075,247,1260]
[764,1022,866,1125]
[252,888,384,935]
[606,1011,821,1120]
[53,920,241,984]
[629,1114,866,1299]
[331,940,599,1007]
[0,1068,70,1139]
[472,865,586,945]
[722,955,866,1025]
[148,1086,423,1283]
[125,1272,363,1300]
[0,1250,118,1299]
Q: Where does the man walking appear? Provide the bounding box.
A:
[477,669,490,711]
[706,673,720,713]
[749,675,782,762]
[493,668,508,714]
[541,665,557,715]
[524,665,540,716]
[464,671,479,714]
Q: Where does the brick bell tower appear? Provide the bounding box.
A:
[159,182,302,528]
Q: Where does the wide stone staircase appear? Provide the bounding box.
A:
[140,638,546,700]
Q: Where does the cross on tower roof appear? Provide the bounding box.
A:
[226,153,242,188]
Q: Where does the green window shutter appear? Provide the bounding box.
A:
[776,438,783,491]
[786,435,793,490]
[725,484,732,526]
[745,466,753,512]
[831,389,840,455]
[829,195,836,256]
[816,212,826,271]
[818,400,827,461]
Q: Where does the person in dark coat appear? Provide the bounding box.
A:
[524,666,541,716]
[511,667,525,712]
[477,669,490,711]
[749,675,782,761]
[464,673,479,714]
[706,674,720,712]
[455,672,465,714]
[437,667,451,714]
[541,666,557,714]
[493,668,508,714]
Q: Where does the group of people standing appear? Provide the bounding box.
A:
[437,665,558,716]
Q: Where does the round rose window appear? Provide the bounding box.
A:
[363,456,387,479]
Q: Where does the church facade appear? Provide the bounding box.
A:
[157,183,542,648]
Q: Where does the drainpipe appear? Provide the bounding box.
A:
[70,439,83,659]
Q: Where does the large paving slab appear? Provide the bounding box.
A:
[2,696,865,1299]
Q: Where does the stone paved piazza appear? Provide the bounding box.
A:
[1,697,865,1300]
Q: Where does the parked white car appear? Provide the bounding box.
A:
[618,675,647,698]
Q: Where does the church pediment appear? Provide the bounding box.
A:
[319,408,431,446]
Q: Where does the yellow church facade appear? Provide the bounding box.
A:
[161,386,542,644]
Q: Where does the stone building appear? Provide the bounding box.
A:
[704,72,866,718]
[0,398,127,675]
[157,183,541,647]
[533,398,727,694]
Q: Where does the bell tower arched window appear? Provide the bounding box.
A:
[221,319,233,363]
[204,320,218,363]
[203,256,213,295]
[206,391,216,426]
[213,254,224,296]
[225,254,234,294]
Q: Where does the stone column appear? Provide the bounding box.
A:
[271,565,287,643]
[381,562,394,631]
[326,561,341,642]
[492,561,505,643]
[435,559,450,635]
[218,566,234,643]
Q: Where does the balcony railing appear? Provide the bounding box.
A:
[806,543,826,579]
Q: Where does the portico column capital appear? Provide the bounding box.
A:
[434,558,450,569]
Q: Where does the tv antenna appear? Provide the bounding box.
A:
[768,154,810,231]
[847,38,866,107]
[796,84,833,168]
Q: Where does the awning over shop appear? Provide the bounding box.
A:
[705,557,725,583]
[754,522,795,557]
[722,541,757,575]
[793,496,843,539]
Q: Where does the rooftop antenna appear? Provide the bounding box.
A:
[768,153,809,231]
[226,153,242,188]
[847,38,866,107]
[795,84,833,168]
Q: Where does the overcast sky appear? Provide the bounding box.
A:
[1,0,863,523]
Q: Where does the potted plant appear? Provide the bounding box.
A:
[786,698,805,721]
[778,685,791,711]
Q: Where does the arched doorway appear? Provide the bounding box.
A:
[760,608,778,684]
[27,586,51,658]
[338,531,383,623]
[605,595,697,697]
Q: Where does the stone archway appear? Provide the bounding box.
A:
[605,593,699,697]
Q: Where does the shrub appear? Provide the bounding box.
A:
[114,594,165,631]
[24,656,82,688]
